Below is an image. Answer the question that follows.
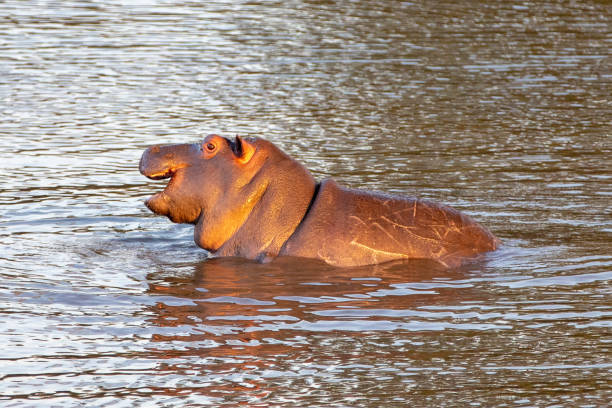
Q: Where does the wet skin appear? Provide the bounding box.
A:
[140,135,500,267]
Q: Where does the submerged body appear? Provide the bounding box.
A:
[280,179,498,267]
[140,135,499,268]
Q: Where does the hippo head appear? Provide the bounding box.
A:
[140,134,316,257]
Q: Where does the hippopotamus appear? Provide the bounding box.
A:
[139,134,500,268]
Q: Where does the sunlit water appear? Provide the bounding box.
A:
[1,1,610,406]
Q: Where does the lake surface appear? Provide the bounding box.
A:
[1,0,610,406]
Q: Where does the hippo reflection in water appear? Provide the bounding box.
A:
[139,135,500,268]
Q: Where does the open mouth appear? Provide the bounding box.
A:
[139,143,200,223]
[142,167,173,198]
[140,165,176,213]
[141,168,200,224]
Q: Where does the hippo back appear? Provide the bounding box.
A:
[281,179,499,267]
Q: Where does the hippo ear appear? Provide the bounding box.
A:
[233,136,256,165]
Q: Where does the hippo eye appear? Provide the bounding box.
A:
[204,142,216,152]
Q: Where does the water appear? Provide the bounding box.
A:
[1,0,610,406]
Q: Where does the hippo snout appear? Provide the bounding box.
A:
[139,143,197,179]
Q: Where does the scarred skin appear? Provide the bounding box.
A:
[140,135,500,267]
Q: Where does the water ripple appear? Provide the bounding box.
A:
[1,0,610,405]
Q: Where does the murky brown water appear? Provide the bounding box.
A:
[1,0,610,406]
